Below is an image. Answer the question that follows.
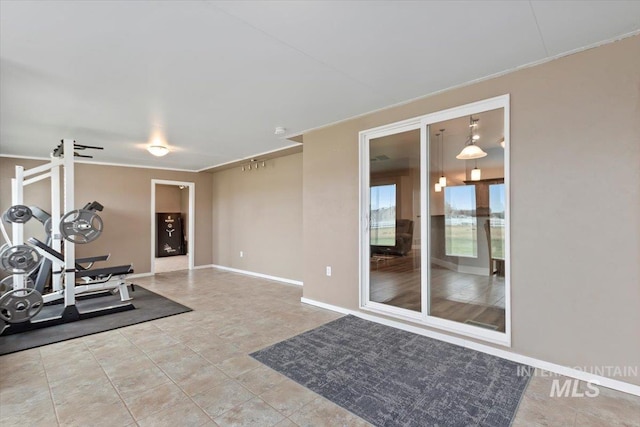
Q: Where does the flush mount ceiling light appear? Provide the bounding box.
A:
[147,144,169,157]
[274,126,287,135]
[456,116,487,160]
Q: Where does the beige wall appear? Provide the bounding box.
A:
[155,184,182,213]
[212,153,303,281]
[302,36,640,384]
[0,158,213,273]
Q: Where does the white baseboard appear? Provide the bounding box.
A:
[128,272,153,279]
[431,257,457,271]
[301,297,351,315]
[431,257,489,276]
[192,264,214,270]
[458,265,489,276]
[300,297,640,397]
[211,264,303,286]
[132,264,211,277]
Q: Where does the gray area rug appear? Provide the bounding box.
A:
[0,286,191,355]
[251,315,531,427]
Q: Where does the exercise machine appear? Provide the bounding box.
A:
[0,140,135,335]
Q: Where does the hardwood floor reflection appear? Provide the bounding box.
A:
[369,250,505,332]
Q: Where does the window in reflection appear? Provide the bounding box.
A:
[445,185,478,258]
[489,183,505,261]
[370,184,397,247]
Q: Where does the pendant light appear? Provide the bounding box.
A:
[471,159,481,181]
[439,129,447,187]
[434,132,442,192]
[456,116,487,160]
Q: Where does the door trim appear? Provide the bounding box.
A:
[151,179,196,273]
[359,119,422,316]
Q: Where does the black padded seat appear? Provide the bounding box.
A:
[28,237,133,277]
[76,265,134,278]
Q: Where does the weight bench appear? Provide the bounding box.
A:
[28,238,113,272]
[28,237,134,303]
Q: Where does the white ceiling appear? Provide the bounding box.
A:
[1,1,638,171]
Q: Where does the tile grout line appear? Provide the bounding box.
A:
[156,318,295,424]
[84,331,139,424]
[122,323,234,424]
[231,365,289,422]
[253,379,317,427]
[116,327,201,424]
[40,347,62,427]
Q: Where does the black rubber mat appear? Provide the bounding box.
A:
[0,286,191,355]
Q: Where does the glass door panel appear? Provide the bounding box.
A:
[368,129,421,312]
[428,108,506,332]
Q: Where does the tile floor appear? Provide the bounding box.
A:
[154,255,189,274]
[1,269,638,426]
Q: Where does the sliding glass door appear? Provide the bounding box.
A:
[360,95,510,346]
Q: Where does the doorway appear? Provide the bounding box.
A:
[151,179,195,273]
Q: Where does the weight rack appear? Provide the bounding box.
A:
[1,139,134,335]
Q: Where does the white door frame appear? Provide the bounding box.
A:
[151,179,196,273]
[359,94,511,347]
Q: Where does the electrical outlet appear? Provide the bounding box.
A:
[326,266,332,277]
[240,251,244,258]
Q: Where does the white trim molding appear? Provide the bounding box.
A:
[431,258,490,277]
[211,264,303,286]
[196,142,302,172]
[151,179,196,274]
[1,142,302,174]
[192,264,215,270]
[301,297,351,314]
[128,272,154,279]
[300,297,640,397]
